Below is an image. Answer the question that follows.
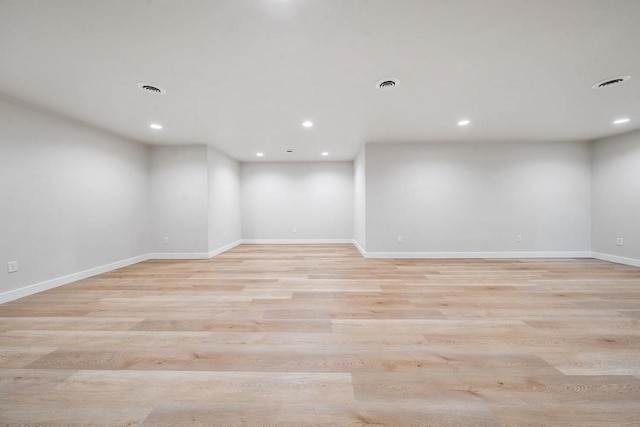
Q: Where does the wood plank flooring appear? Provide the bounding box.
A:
[1,244,640,426]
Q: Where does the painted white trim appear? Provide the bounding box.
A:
[352,239,367,257]
[0,254,150,304]
[242,239,354,244]
[592,252,640,268]
[360,250,593,259]
[0,241,246,304]
[147,252,211,260]
[3,244,621,306]
[208,239,243,257]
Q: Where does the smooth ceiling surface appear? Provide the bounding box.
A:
[1,0,639,161]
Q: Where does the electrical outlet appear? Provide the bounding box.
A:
[164,237,169,244]
[397,235,404,243]
[516,235,523,243]
[616,237,624,246]
[7,261,18,273]
[292,227,297,234]
[223,232,227,239]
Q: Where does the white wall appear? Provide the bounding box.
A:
[592,130,640,265]
[3,90,637,303]
[365,142,592,256]
[149,145,242,256]
[241,162,354,241]
[149,146,209,255]
[353,149,366,251]
[0,96,149,297]
[207,146,242,252]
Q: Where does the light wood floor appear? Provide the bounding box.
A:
[1,244,640,426]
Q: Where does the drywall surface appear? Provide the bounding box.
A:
[0,96,149,295]
[207,146,242,252]
[365,142,591,255]
[149,146,209,254]
[353,149,366,251]
[592,130,640,265]
[241,162,354,241]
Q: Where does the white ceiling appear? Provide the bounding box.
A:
[1,0,639,162]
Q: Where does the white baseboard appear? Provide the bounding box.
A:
[4,245,632,305]
[148,252,212,260]
[0,241,245,304]
[0,254,150,304]
[592,252,640,268]
[209,240,243,257]
[352,239,367,257]
[242,239,354,244]
[360,250,593,259]
[149,240,244,260]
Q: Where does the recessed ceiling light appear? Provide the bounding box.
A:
[321,152,329,156]
[302,121,313,128]
[150,123,163,130]
[613,118,630,124]
[457,120,471,126]
[256,152,264,157]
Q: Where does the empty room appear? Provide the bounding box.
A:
[1,0,640,426]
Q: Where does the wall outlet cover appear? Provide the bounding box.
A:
[7,261,18,273]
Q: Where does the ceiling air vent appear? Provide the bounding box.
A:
[592,75,630,89]
[137,82,166,95]
[376,78,399,91]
